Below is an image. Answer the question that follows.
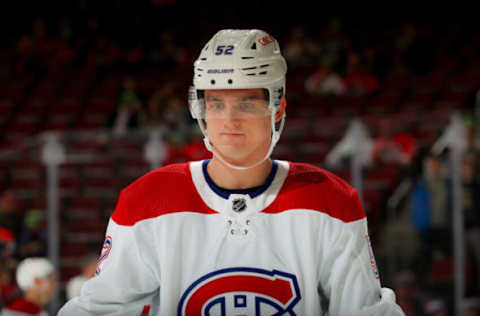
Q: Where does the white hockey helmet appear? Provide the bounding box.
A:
[16,257,54,291]
[189,29,287,169]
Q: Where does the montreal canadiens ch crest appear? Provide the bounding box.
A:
[177,267,301,316]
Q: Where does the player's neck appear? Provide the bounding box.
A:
[207,157,273,190]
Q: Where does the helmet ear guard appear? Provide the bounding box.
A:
[188,86,202,119]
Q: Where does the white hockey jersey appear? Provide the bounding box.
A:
[58,160,405,316]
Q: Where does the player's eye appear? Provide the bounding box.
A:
[237,103,255,111]
[208,103,224,111]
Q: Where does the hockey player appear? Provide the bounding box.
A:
[1,258,55,316]
[58,29,405,315]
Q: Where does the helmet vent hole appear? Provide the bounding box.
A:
[251,42,257,50]
[246,73,256,76]
[210,80,216,85]
[200,58,207,61]
[241,56,254,60]
[242,66,257,70]
[228,79,233,84]
[259,71,268,75]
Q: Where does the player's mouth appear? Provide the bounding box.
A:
[221,132,244,137]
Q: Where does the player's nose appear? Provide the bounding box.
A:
[222,103,242,122]
[222,110,242,131]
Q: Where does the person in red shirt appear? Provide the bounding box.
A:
[1,258,55,316]
[371,118,416,166]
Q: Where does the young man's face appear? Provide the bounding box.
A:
[204,89,273,166]
[35,273,56,306]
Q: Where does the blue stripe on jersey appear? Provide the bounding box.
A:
[202,159,278,200]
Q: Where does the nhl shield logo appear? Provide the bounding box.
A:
[232,198,247,213]
[178,267,301,316]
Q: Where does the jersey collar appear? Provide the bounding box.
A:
[201,159,278,200]
[190,159,289,215]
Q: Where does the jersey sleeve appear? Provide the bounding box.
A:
[318,188,405,316]
[58,190,160,316]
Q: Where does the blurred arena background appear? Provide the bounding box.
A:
[0,1,479,315]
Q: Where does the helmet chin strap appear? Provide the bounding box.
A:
[200,113,285,171]
[203,136,274,170]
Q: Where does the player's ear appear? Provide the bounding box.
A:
[33,276,43,288]
[275,97,286,123]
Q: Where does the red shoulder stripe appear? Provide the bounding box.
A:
[112,163,217,226]
[262,162,365,223]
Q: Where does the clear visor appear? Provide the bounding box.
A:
[189,87,271,119]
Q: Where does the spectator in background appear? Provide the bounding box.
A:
[87,36,120,71]
[140,86,167,132]
[423,299,448,316]
[283,26,323,68]
[410,154,449,247]
[0,244,18,308]
[15,19,48,75]
[371,118,416,166]
[362,45,390,80]
[106,77,143,137]
[305,60,346,96]
[17,210,47,260]
[0,228,15,260]
[391,23,418,74]
[409,152,450,283]
[393,270,423,316]
[162,133,189,165]
[65,255,97,300]
[0,191,22,238]
[423,155,449,235]
[283,27,308,70]
[181,125,211,162]
[0,258,55,316]
[162,95,193,144]
[342,51,379,96]
[0,221,17,308]
[153,31,184,72]
[120,42,144,70]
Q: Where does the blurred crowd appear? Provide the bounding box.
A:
[378,122,480,316]
[0,2,479,314]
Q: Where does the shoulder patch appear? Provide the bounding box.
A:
[95,235,112,276]
[262,162,365,222]
[365,234,380,279]
[112,163,217,226]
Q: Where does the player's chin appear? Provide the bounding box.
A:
[216,135,247,148]
[218,147,246,158]
[216,146,249,161]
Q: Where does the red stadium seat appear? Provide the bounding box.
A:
[366,92,400,114]
[415,71,447,93]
